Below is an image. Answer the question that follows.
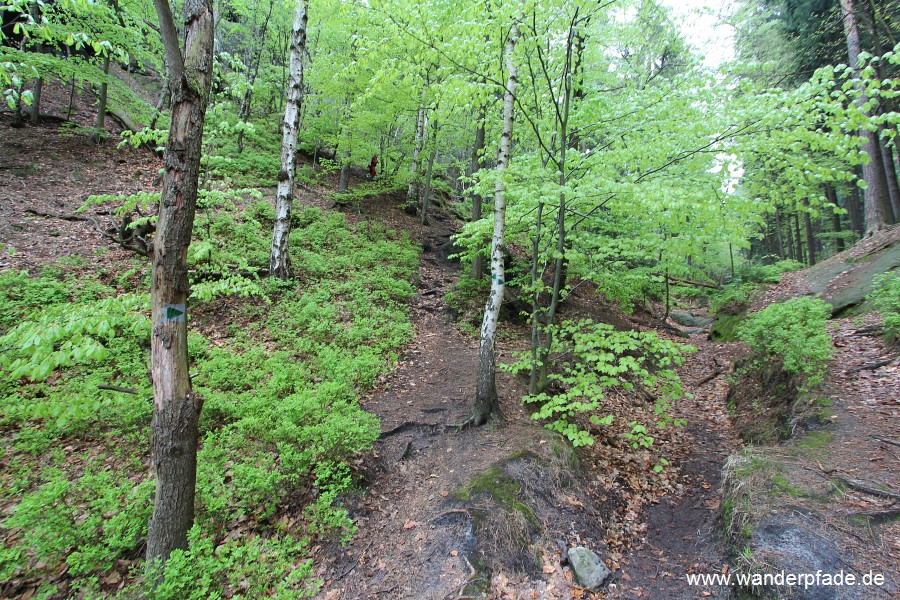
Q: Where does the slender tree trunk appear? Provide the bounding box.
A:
[472,19,518,426]
[840,0,895,234]
[146,0,214,567]
[149,73,170,130]
[406,85,427,213]
[30,77,42,123]
[421,124,438,226]
[338,148,351,191]
[878,131,900,222]
[794,210,804,264]
[470,110,486,280]
[773,204,785,259]
[849,182,864,236]
[534,22,575,394]
[826,184,846,253]
[236,0,275,154]
[879,135,900,222]
[802,199,816,266]
[786,211,796,261]
[94,55,111,142]
[269,0,308,279]
[528,201,545,395]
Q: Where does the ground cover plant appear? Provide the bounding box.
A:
[0,206,418,598]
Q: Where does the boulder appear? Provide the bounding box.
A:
[670,311,713,328]
[568,546,611,590]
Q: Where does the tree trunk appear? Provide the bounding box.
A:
[802,199,816,266]
[421,125,438,226]
[94,55,111,142]
[472,19,518,426]
[785,212,796,261]
[793,210,804,264]
[840,0,895,234]
[773,204,785,259]
[879,134,900,222]
[236,0,275,154]
[145,0,214,567]
[338,148,351,192]
[849,182,864,236]
[269,0,308,280]
[470,111,486,280]
[406,86,427,212]
[826,184,846,253]
[534,18,575,394]
[30,77,42,123]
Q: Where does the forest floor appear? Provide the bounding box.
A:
[1,112,898,599]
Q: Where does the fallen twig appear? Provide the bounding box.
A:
[874,436,900,449]
[695,369,725,387]
[97,384,139,394]
[830,473,900,501]
[849,359,895,373]
[332,540,373,582]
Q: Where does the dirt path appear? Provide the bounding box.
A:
[603,332,744,600]
[309,196,744,599]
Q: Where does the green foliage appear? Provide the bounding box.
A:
[735,259,805,285]
[0,207,418,596]
[710,283,758,315]
[445,274,490,324]
[146,525,317,600]
[868,272,900,342]
[737,298,833,386]
[502,319,693,447]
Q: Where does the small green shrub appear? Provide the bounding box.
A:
[736,259,804,284]
[868,272,900,343]
[502,319,693,447]
[710,283,757,315]
[737,297,833,386]
[445,275,490,324]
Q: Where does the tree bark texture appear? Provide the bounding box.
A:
[94,55,111,141]
[146,0,214,567]
[30,77,42,123]
[840,0,896,234]
[406,86,427,211]
[825,184,846,253]
[421,124,438,226]
[473,20,518,425]
[773,204,785,259]
[470,112,486,280]
[269,0,308,279]
[802,199,816,266]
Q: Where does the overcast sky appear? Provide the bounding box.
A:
[660,0,736,66]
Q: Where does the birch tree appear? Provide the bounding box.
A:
[146,0,215,565]
[471,16,519,426]
[269,0,309,278]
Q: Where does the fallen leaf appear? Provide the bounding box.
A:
[403,520,416,529]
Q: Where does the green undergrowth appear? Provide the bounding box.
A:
[0,207,418,598]
[868,271,900,344]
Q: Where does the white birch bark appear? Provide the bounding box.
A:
[269,0,309,278]
[472,20,519,425]
[406,85,428,209]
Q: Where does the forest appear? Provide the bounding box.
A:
[0,0,898,598]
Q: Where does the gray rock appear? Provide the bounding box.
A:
[671,311,713,328]
[568,546,611,590]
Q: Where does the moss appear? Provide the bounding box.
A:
[796,430,831,450]
[455,467,538,527]
[709,312,745,341]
